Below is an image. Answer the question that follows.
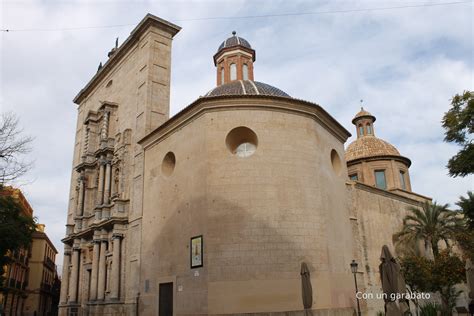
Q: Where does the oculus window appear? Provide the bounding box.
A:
[330,149,342,175]
[226,126,258,158]
[162,152,176,177]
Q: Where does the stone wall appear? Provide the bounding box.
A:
[141,97,357,314]
[347,181,429,315]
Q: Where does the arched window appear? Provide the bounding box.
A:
[242,64,249,80]
[220,67,225,84]
[230,63,237,81]
[358,124,364,136]
[367,124,372,135]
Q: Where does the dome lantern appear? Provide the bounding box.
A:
[346,108,413,192]
[352,107,376,138]
[213,31,256,86]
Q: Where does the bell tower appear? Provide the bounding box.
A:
[213,31,256,86]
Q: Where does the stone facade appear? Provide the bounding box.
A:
[59,13,432,316]
[59,14,180,316]
[23,224,60,316]
[0,187,34,316]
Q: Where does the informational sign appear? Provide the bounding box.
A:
[190,235,203,269]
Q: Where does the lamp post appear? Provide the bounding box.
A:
[351,260,362,316]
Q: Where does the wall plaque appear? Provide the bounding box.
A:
[190,235,203,268]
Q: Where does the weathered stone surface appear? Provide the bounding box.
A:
[59,13,432,316]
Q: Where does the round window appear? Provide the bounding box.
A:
[161,152,176,176]
[330,149,342,175]
[225,126,258,158]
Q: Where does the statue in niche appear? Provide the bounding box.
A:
[113,168,120,199]
[75,179,80,208]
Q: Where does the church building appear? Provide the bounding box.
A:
[59,14,431,316]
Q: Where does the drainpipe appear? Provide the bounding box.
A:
[136,292,140,316]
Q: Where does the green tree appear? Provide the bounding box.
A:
[457,191,474,229]
[400,251,466,316]
[395,202,463,259]
[442,90,474,177]
[400,255,433,292]
[454,191,474,262]
[400,255,433,314]
[0,188,37,286]
[431,250,465,315]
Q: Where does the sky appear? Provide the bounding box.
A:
[1,0,473,268]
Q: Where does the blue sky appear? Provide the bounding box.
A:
[1,0,473,266]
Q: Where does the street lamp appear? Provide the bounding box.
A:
[350,260,362,316]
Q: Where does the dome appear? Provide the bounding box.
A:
[345,136,409,164]
[352,107,376,124]
[204,80,290,98]
[217,31,252,53]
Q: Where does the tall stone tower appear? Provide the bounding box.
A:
[59,14,180,316]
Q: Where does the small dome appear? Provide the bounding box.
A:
[352,107,376,124]
[345,136,410,166]
[217,31,252,53]
[204,80,290,98]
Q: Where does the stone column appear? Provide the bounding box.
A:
[103,161,112,205]
[68,243,81,303]
[97,157,105,205]
[59,247,71,304]
[97,237,107,300]
[109,233,123,300]
[89,239,100,301]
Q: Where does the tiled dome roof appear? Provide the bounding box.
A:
[345,136,402,162]
[352,107,376,124]
[204,80,290,98]
[217,32,252,53]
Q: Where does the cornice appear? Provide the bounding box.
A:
[139,95,352,149]
[62,217,129,243]
[75,160,97,172]
[213,46,256,65]
[346,154,412,168]
[32,231,58,254]
[73,14,181,105]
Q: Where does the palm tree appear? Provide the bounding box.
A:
[456,191,474,229]
[395,201,464,260]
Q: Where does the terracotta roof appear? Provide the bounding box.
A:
[204,80,290,98]
[345,136,403,162]
[352,107,376,124]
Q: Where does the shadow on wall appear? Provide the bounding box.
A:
[140,193,356,315]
